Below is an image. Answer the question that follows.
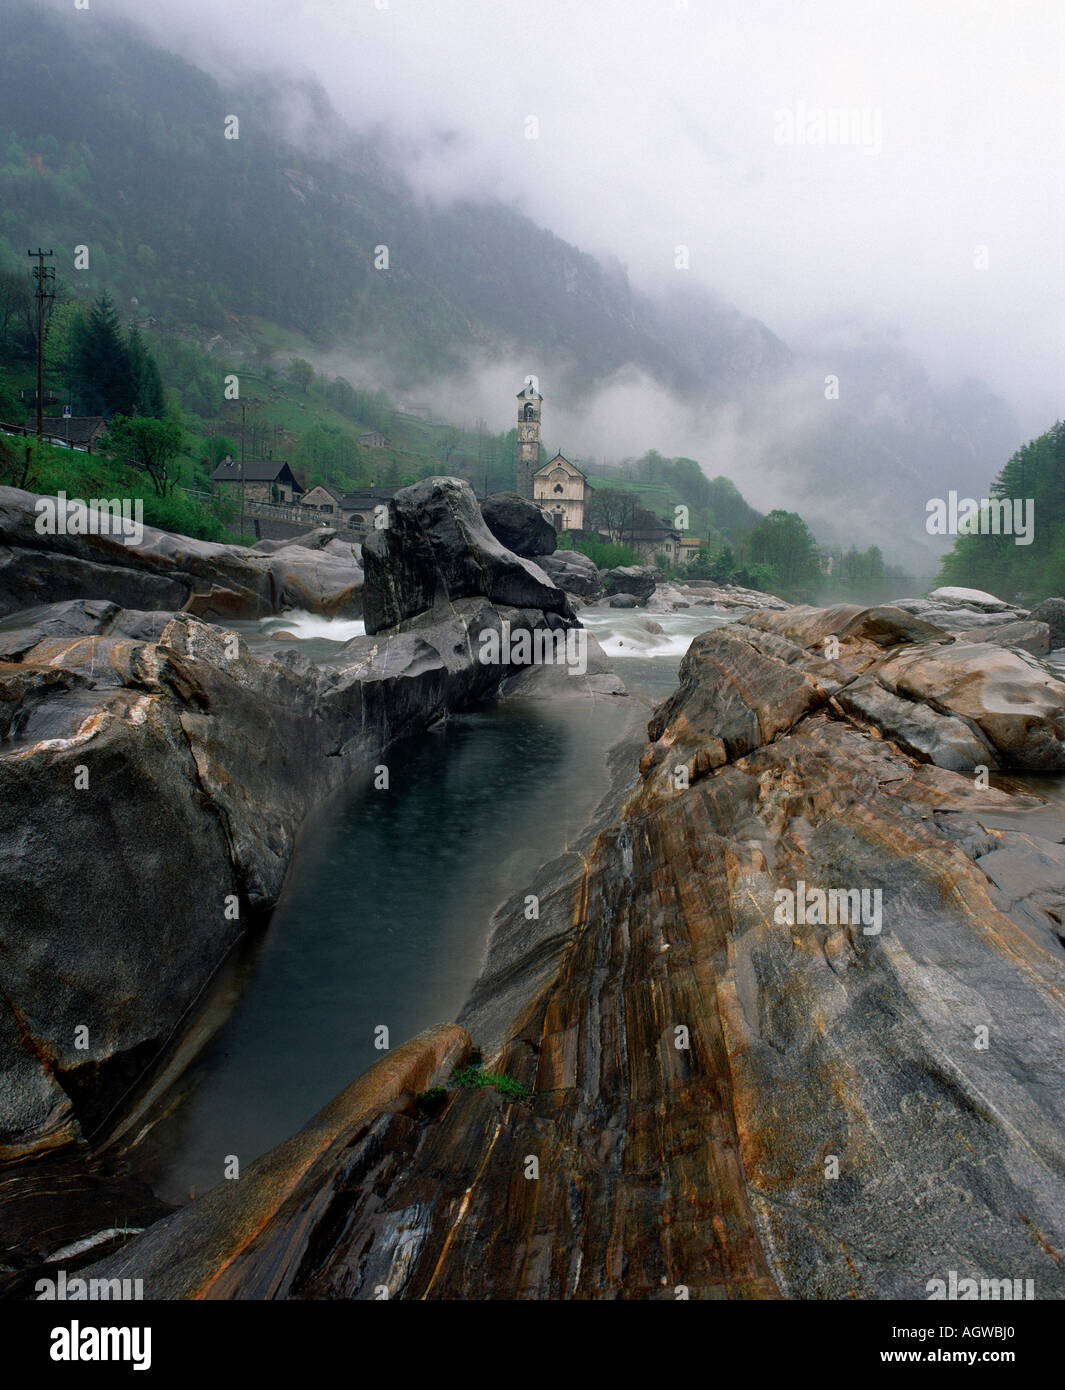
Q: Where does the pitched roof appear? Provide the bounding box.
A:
[339,486,397,508]
[534,452,586,479]
[41,416,106,445]
[210,460,301,486]
[302,483,345,502]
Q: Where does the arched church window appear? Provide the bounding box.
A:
[554,483,564,493]
[524,403,537,420]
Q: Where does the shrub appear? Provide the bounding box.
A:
[449,1066,531,1100]
[415,1086,449,1118]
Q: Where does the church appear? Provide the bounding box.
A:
[514,378,590,532]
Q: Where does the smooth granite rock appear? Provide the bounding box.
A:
[480,492,557,558]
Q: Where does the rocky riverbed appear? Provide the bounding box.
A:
[2,484,1064,1301]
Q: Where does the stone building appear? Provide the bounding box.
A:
[338,486,397,527]
[40,416,107,451]
[299,483,346,515]
[626,515,683,566]
[533,452,589,533]
[515,378,543,500]
[210,458,303,504]
[513,378,591,533]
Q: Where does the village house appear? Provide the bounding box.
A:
[677,535,704,565]
[358,430,392,449]
[210,458,304,504]
[40,416,107,451]
[299,483,346,515]
[625,514,683,566]
[338,486,398,527]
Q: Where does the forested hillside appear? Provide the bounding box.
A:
[938,420,1065,602]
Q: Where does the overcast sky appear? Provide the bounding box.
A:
[81,0,1064,434]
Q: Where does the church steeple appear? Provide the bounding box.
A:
[516,375,543,500]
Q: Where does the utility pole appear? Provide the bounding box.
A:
[240,400,247,539]
[27,248,55,440]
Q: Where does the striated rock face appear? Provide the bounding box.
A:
[73,601,1065,1300]
[739,603,1065,771]
[0,597,565,1164]
[363,477,574,633]
[75,1025,469,1300]
[0,486,364,620]
[0,472,587,1168]
[480,492,557,558]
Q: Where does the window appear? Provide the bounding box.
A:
[554,483,564,494]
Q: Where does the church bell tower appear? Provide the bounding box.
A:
[516,376,543,500]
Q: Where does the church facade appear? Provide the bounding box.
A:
[514,378,590,532]
[533,452,588,532]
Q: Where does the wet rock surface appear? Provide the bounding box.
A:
[1029,598,1065,648]
[363,478,573,633]
[530,548,600,598]
[479,491,558,558]
[0,486,365,621]
[602,564,656,603]
[0,478,586,1188]
[68,600,1065,1299]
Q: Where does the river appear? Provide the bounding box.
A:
[124,606,1065,1203]
[128,602,733,1203]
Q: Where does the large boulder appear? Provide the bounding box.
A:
[872,641,1065,770]
[0,593,575,1165]
[480,492,557,558]
[602,565,656,604]
[252,526,337,554]
[1030,598,1065,648]
[743,603,1065,771]
[926,585,1014,611]
[531,548,600,598]
[362,477,574,634]
[0,486,363,620]
[975,619,1052,656]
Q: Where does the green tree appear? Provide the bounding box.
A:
[70,292,134,415]
[938,421,1065,602]
[0,365,22,424]
[127,327,166,416]
[286,357,315,394]
[586,486,640,542]
[743,509,821,597]
[43,299,83,386]
[104,413,186,495]
[205,434,238,467]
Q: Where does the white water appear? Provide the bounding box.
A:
[581,604,734,658]
[258,611,366,642]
